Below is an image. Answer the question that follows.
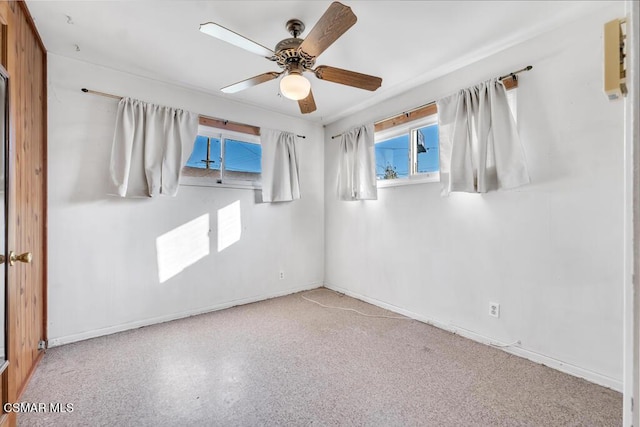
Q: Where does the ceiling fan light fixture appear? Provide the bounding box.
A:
[280,73,311,100]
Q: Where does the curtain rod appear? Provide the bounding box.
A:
[330,65,532,140]
[80,88,306,139]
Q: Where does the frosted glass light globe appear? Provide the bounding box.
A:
[280,73,311,100]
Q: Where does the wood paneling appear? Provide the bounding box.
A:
[199,115,261,136]
[502,75,518,90]
[0,1,47,426]
[374,103,438,133]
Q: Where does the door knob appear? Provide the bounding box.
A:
[0,254,4,265]
[9,251,32,266]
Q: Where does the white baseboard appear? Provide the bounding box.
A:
[324,283,623,393]
[48,282,323,348]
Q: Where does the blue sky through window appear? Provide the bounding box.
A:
[186,136,221,170]
[225,139,261,173]
[376,134,409,179]
[186,136,261,174]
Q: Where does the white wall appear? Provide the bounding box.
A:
[324,4,625,390]
[47,54,325,346]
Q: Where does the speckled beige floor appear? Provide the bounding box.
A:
[18,289,621,426]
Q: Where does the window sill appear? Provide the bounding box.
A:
[377,172,440,188]
[180,176,261,190]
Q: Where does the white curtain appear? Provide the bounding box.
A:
[337,123,377,201]
[261,128,301,202]
[110,97,198,197]
[437,78,529,194]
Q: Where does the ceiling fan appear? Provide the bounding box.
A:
[199,1,383,114]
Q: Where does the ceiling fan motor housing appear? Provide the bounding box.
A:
[273,20,315,71]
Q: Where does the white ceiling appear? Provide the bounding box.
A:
[27,1,611,124]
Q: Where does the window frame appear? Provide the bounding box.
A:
[375,114,440,188]
[180,124,262,190]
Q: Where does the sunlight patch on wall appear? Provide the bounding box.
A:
[218,201,242,252]
[156,214,210,283]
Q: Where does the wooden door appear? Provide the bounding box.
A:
[0,2,47,426]
[0,58,8,423]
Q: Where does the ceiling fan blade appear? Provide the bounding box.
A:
[221,72,282,94]
[314,66,382,91]
[199,22,274,58]
[299,2,357,59]
[298,90,317,114]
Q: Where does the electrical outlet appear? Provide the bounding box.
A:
[279,271,284,280]
[489,302,500,318]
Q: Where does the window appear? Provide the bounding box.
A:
[181,125,261,188]
[375,114,440,186]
